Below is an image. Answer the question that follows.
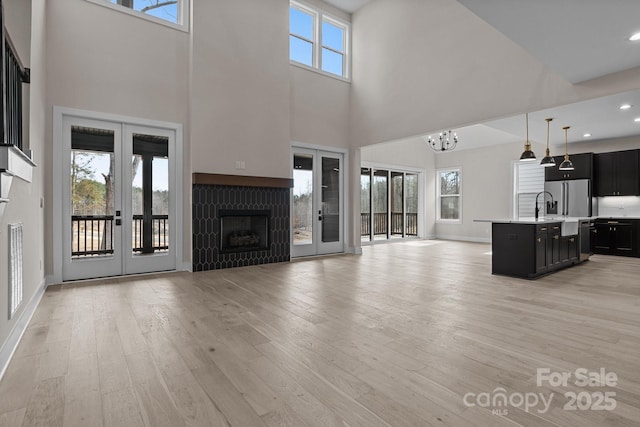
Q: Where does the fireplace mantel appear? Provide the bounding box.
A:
[193,173,293,189]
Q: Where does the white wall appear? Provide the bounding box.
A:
[290,66,351,149]
[190,0,292,179]
[0,0,47,362]
[42,0,356,273]
[44,0,191,272]
[350,0,640,148]
[434,141,546,242]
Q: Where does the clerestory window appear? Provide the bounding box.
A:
[289,1,350,79]
[86,0,189,31]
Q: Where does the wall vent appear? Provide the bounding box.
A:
[9,223,23,319]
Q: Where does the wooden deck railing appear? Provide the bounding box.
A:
[71,214,169,257]
[360,212,418,237]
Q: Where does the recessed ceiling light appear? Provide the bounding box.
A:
[635,117,640,122]
[630,32,640,41]
[620,104,632,110]
[583,133,591,138]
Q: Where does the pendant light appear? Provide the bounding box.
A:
[558,126,574,171]
[519,113,536,161]
[540,118,556,167]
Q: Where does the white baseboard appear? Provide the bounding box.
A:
[435,234,491,244]
[346,246,363,255]
[45,274,56,287]
[0,277,47,381]
[179,261,193,272]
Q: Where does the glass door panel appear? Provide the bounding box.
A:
[317,151,343,254]
[70,148,115,257]
[373,170,388,240]
[132,154,144,252]
[291,149,344,257]
[62,119,123,281]
[360,167,372,242]
[293,154,314,246]
[405,173,418,236]
[124,126,176,275]
[391,172,404,237]
[152,156,169,252]
[321,156,340,243]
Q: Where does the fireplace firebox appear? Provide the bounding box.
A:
[219,209,270,253]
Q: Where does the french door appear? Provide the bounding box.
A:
[61,116,177,281]
[291,148,344,257]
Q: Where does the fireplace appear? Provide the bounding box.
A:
[192,173,292,271]
[219,210,270,253]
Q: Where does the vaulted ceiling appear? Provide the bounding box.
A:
[326,0,640,149]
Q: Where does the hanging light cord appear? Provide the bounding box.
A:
[545,118,554,157]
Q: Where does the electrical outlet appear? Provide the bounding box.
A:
[235,161,246,170]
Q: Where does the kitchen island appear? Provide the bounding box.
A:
[478,218,591,279]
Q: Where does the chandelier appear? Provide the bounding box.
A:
[425,130,458,152]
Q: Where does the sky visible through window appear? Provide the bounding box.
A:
[109,0,178,24]
[290,6,345,77]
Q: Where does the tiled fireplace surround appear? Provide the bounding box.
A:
[192,173,292,271]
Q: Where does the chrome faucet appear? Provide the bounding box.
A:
[535,191,555,220]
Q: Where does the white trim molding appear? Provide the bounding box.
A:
[0,278,47,381]
[52,106,185,283]
[436,166,462,224]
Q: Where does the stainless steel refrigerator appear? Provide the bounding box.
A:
[544,179,596,217]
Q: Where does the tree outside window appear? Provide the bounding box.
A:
[437,168,461,221]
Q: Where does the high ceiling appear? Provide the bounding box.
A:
[457,0,640,84]
[439,0,640,151]
[326,0,640,150]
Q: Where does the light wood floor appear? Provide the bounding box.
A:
[1,240,640,426]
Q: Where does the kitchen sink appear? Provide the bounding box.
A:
[561,220,579,236]
[542,217,580,236]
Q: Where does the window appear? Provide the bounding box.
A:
[86,0,189,30]
[361,167,420,242]
[437,168,461,222]
[514,161,544,218]
[289,1,349,79]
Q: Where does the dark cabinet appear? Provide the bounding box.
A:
[492,222,579,279]
[593,219,638,256]
[545,153,593,181]
[594,222,612,252]
[549,224,561,267]
[594,150,640,196]
[560,235,578,263]
[535,228,548,275]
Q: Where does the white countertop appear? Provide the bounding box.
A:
[474,216,594,224]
